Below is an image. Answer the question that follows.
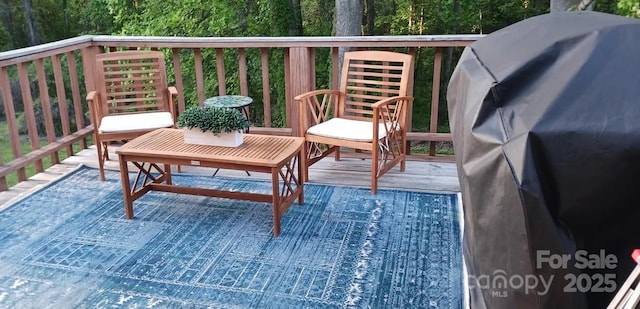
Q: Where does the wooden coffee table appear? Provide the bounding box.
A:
[115,128,305,236]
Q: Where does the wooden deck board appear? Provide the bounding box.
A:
[0,145,461,207]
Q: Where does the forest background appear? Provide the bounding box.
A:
[0,0,639,134]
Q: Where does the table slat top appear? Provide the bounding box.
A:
[117,129,304,167]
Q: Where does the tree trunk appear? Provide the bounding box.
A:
[288,0,303,36]
[578,0,596,10]
[22,0,40,46]
[239,0,253,34]
[335,0,364,73]
[335,0,363,36]
[550,0,596,11]
[445,0,459,77]
[364,0,375,35]
[62,0,69,36]
[1,0,18,49]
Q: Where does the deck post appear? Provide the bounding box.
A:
[286,47,315,137]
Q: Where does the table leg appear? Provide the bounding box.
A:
[118,157,134,219]
[164,164,172,185]
[298,150,304,205]
[241,106,250,133]
[271,167,281,237]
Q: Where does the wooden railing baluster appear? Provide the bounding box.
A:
[215,48,226,96]
[66,51,87,149]
[35,58,59,164]
[1,65,27,184]
[18,62,44,173]
[260,48,272,127]
[171,48,186,113]
[51,54,73,157]
[429,47,443,156]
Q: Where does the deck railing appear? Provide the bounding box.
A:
[0,34,481,191]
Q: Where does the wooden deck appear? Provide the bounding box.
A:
[0,145,461,208]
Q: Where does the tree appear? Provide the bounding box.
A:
[1,0,23,50]
[270,0,302,36]
[364,0,375,35]
[289,0,303,35]
[301,0,334,35]
[334,0,364,74]
[2,0,630,132]
[22,0,41,45]
[617,0,640,17]
[335,0,364,36]
[551,0,596,11]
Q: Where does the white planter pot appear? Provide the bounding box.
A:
[183,128,243,147]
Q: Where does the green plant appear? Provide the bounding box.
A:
[177,106,249,134]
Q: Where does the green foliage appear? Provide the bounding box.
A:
[102,0,294,125]
[617,0,640,17]
[2,0,635,135]
[0,22,10,51]
[110,0,252,36]
[301,0,334,35]
[177,106,249,134]
[73,0,118,35]
[269,0,294,36]
[0,0,118,51]
[595,0,620,13]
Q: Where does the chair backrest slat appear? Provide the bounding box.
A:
[94,50,170,116]
[338,50,413,121]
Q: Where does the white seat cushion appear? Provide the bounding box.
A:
[306,117,398,142]
[99,112,174,133]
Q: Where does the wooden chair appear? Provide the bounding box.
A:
[86,50,178,181]
[295,50,414,194]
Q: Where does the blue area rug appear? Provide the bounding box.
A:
[0,166,463,308]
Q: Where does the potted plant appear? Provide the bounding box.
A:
[177,106,250,147]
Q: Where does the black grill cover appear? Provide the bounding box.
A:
[447,11,640,309]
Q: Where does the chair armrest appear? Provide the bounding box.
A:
[168,86,178,97]
[372,96,414,138]
[167,86,179,126]
[295,89,341,136]
[86,90,97,102]
[86,90,102,130]
[294,89,340,102]
[371,96,413,109]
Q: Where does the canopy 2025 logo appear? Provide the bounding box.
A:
[537,249,617,294]
[468,250,618,298]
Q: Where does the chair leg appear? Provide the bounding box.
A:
[304,157,310,182]
[370,168,378,194]
[371,145,379,194]
[96,141,106,181]
[400,136,407,172]
[301,145,308,183]
[103,142,110,161]
[301,142,310,182]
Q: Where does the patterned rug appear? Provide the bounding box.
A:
[0,166,463,308]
